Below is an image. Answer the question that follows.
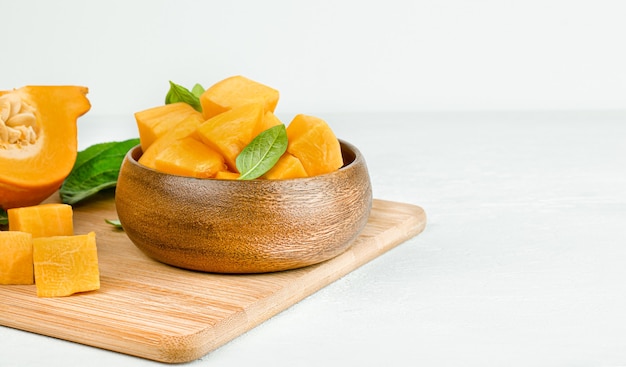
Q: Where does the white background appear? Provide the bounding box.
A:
[4,111,626,367]
[3,2,626,366]
[2,0,625,116]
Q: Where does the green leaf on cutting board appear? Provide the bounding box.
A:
[59,138,140,205]
[105,218,123,229]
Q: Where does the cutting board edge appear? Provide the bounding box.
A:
[165,199,428,363]
[0,199,427,364]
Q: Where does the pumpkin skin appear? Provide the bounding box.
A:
[0,86,91,210]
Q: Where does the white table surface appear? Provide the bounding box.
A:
[2,110,626,366]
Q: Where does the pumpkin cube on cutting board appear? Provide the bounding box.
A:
[0,231,34,285]
[33,231,100,297]
[8,203,74,238]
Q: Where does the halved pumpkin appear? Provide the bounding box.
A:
[0,86,91,210]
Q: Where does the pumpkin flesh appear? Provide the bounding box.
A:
[0,231,34,285]
[135,102,203,153]
[32,231,100,297]
[256,110,283,136]
[154,136,226,178]
[200,75,279,120]
[8,203,74,238]
[195,103,264,172]
[215,171,240,180]
[262,152,307,180]
[138,113,205,169]
[286,114,343,176]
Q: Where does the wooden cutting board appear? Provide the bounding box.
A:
[0,193,426,363]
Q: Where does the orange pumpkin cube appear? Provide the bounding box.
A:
[286,114,343,177]
[256,110,283,136]
[262,153,308,180]
[195,103,264,172]
[153,136,227,178]
[33,231,100,297]
[0,231,34,285]
[215,171,241,180]
[200,75,279,120]
[8,203,73,238]
[135,102,203,152]
[138,113,205,169]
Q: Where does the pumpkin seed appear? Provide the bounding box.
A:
[0,92,38,146]
[6,112,36,128]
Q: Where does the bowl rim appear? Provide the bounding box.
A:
[124,139,366,182]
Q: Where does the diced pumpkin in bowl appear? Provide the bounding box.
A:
[256,110,283,136]
[195,103,264,172]
[0,231,34,285]
[200,75,279,120]
[286,114,343,176]
[8,203,73,238]
[138,113,205,169]
[33,231,100,297]
[135,102,203,152]
[215,171,240,180]
[262,152,308,180]
[154,136,226,178]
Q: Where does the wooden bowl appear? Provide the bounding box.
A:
[114,140,373,273]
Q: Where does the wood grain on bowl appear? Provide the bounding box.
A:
[115,140,372,273]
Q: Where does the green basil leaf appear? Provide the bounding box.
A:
[236,124,288,180]
[59,138,140,205]
[191,83,205,98]
[105,218,123,229]
[0,209,7,226]
[165,81,202,112]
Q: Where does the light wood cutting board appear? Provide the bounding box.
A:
[0,192,426,363]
